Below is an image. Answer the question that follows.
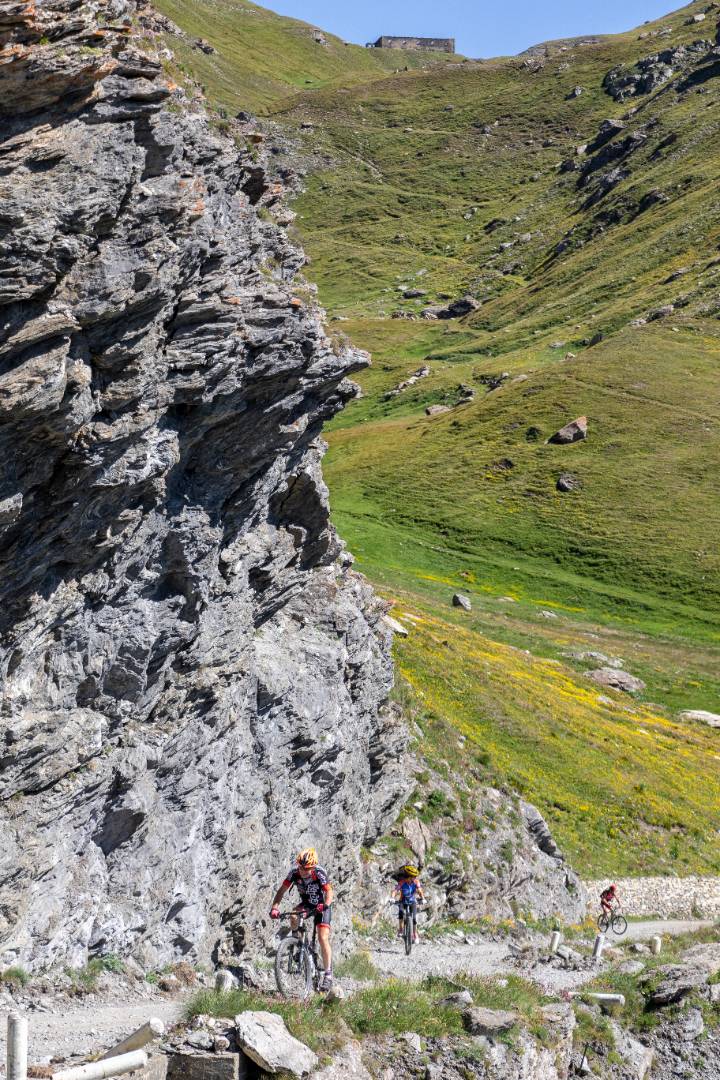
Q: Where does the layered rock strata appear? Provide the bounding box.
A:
[0,0,407,970]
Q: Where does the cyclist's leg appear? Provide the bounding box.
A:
[410,900,418,941]
[290,903,304,934]
[316,909,332,985]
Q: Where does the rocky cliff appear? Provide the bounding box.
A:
[0,0,408,971]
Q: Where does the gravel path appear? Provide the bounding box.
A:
[622,919,713,940]
[370,937,591,995]
[369,919,714,997]
[0,998,185,1071]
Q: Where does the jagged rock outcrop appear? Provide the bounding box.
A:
[0,0,408,971]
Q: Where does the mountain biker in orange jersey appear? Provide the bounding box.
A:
[270,848,335,990]
[392,863,425,944]
[600,883,619,918]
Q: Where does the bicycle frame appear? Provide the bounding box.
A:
[276,910,321,989]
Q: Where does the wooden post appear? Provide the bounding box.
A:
[650,935,662,955]
[100,1019,165,1059]
[592,932,605,961]
[7,1012,28,1080]
[53,1050,148,1080]
[549,930,561,954]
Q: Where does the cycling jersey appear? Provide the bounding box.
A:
[398,877,420,902]
[601,887,616,902]
[283,865,331,909]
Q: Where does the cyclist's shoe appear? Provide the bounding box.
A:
[413,932,419,944]
[397,927,404,937]
[319,971,334,992]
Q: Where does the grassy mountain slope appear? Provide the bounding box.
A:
[153,0,462,113]
[166,0,720,875]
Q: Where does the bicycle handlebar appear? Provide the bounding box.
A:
[277,909,313,919]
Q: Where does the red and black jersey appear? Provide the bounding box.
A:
[601,886,617,901]
[283,865,331,909]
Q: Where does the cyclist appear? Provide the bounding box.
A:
[270,848,335,990]
[392,863,425,944]
[600,883,619,919]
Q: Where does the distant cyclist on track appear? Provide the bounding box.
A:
[270,848,335,990]
[600,882,619,919]
[392,863,425,944]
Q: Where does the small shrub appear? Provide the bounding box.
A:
[1,966,30,988]
[342,979,463,1037]
[335,950,378,982]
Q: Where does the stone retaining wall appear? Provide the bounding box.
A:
[584,878,720,918]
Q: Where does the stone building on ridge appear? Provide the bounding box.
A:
[368,36,455,53]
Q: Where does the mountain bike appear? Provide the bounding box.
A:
[274,910,322,999]
[598,904,627,936]
[392,899,424,956]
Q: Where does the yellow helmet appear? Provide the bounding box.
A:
[400,864,419,878]
[296,848,319,868]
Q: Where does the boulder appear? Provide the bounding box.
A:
[547,416,587,444]
[678,1007,704,1040]
[618,960,646,976]
[312,1042,372,1080]
[215,969,238,992]
[610,1020,654,1079]
[644,965,707,1006]
[462,1006,518,1037]
[400,1032,422,1052]
[186,1030,215,1050]
[452,593,472,611]
[235,1011,318,1077]
[439,990,474,1007]
[564,650,624,668]
[403,289,427,299]
[383,615,409,637]
[557,472,582,492]
[682,942,720,976]
[678,710,720,729]
[425,404,451,416]
[401,816,432,862]
[586,668,645,693]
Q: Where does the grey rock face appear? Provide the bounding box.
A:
[0,0,407,971]
[462,1006,518,1037]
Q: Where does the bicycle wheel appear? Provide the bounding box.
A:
[275,936,311,999]
[305,947,319,994]
[597,913,610,933]
[404,911,413,956]
[611,914,628,936]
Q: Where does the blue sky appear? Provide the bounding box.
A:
[267,1,681,57]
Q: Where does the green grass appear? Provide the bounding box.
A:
[188,971,547,1049]
[66,954,125,992]
[153,0,462,115]
[334,950,379,982]
[165,0,720,875]
[0,966,30,988]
